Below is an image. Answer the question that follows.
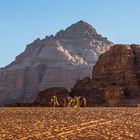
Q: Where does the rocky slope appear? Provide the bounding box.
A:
[71,44,140,106]
[0,20,112,104]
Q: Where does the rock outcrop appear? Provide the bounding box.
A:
[71,44,140,106]
[34,87,69,106]
[0,20,112,104]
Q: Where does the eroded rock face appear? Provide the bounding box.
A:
[93,44,140,98]
[104,86,124,106]
[71,44,140,106]
[0,20,112,104]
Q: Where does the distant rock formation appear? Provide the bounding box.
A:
[0,20,112,105]
[71,44,140,106]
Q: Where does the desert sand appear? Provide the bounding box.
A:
[0,107,140,140]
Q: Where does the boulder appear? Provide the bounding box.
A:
[34,87,69,106]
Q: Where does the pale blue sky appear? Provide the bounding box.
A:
[0,0,140,67]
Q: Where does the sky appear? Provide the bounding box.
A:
[0,0,140,67]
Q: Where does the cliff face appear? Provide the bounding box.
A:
[0,20,112,104]
[71,44,140,106]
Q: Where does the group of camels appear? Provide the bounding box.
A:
[50,96,87,107]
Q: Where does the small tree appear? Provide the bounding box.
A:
[83,97,87,107]
[50,96,59,107]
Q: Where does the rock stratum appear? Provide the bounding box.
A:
[71,44,140,106]
[0,20,112,104]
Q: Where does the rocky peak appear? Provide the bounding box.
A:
[55,20,103,40]
[65,20,97,34]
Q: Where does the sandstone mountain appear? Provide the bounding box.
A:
[0,20,112,105]
[71,44,140,106]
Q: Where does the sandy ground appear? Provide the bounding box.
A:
[0,107,140,140]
